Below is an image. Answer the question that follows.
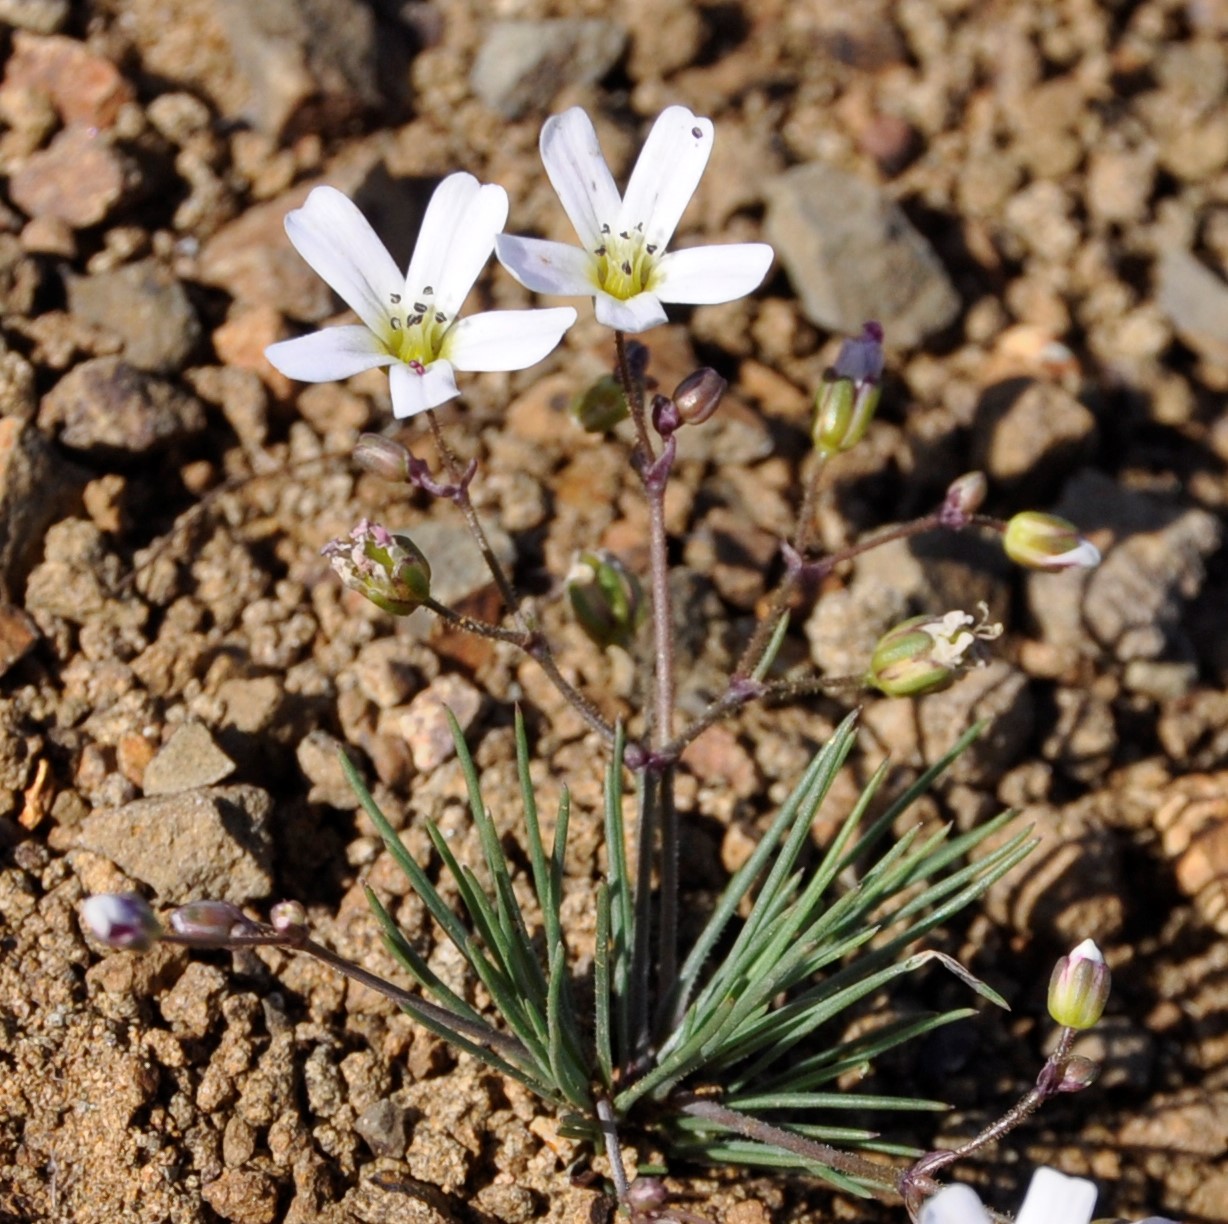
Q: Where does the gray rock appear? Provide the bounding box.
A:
[39,357,207,455]
[470,19,626,120]
[1157,247,1228,364]
[355,1098,408,1159]
[67,260,201,374]
[0,417,86,602]
[143,722,236,796]
[764,163,960,345]
[73,784,273,904]
[1031,470,1222,659]
[405,518,516,610]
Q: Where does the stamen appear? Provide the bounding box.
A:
[407,313,424,326]
[408,360,426,375]
[691,126,702,138]
[622,261,632,275]
[390,318,401,330]
[422,286,433,295]
[390,292,402,304]
[413,302,427,313]
[600,223,610,234]
[619,231,629,239]
[646,244,657,254]
[435,311,446,323]
[595,245,606,256]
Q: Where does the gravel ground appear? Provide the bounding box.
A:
[1,1,1227,1222]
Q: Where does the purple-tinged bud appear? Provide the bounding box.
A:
[169,899,252,939]
[627,1177,669,1210]
[322,519,432,616]
[1048,939,1111,1030]
[571,374,629,432]
[270,900,307,933]
[1003,512,1101,571]
[1056,1055,1100,1093]
[813,322,885,457]
[566,550,646,650]
[81,893,162,951]
[652,393,682,438]
[353,433,412,482]
[944,471,988,519]
[673,368,727,426]
[866,604,1003,697]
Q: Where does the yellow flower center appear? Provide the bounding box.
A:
[593,223,659,300]
[382,287,453,367]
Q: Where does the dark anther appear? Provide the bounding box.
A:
[422,285,433,295]
[408,313,424,326]
[595,245,606,256]
[619,230,629,239]
[413,302,427,312]
[601,223,610,234]
[390,318,401,330]
[622,261,632,275]
[390,292,402,303]
[435,312,446,323]
[646,244,657,254]
[691,126,702,138]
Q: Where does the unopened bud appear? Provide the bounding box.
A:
[673,368,727,426]
[627,1178,669,1210]
[571,374,629,432]
[566,550,645,650]
[1056,1055,1100,1093]
[866,604,1003,697]
[270,900,307,933]
[81,893,162,951]
[169,899,251,939]
[1003,512,1100,571]
[813,322,884,457]
[322,519,432,615]
[1048,939,1110,1030]
[353,433,412,482]
[945,471,988,519]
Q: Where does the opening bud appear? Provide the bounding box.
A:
[271,900,307,933]
[672,368,727,426]
[1056,1055,1100,1093]
[1003,511,1101,571]
[566,550,646,650]
[81,893,162,951]
[353,433,412,482]
[813,322,884,457]
[944,471,988,519]
[571,374,629,432]
[866,604,1003,697]
[1048,938,1110,1030]
[169,899,253,939]
[322,519,432,616]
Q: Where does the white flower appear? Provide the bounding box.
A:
[265,175,577,419]
[495,106,774,333]
[919,1168,1098,1224]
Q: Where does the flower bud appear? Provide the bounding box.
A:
[322,519,432,616]
[1056,1055,1100,1093]
[81,893,162,951]
[566,550,645,650]
[627,1178,669,1210]
[944,471,988,518]
[673,368,727,426]
[169,899,252,939]
[571,374,629,432]
[270,900,307,932]
[1048,938,1110,1030]
[866,605,1003,697]
[813,322,884,456]
[353,433,412,482]
[1003,512,1101,571]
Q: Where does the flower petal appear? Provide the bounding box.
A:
[653,243,774,305]
[540,107,623,250]
[265,325,396,382]
[283,186,403,334]
[495,235,599,297]
[445,307,576,371]
[618,106,713,250]
[405,174,508,319]
[919,1185,991,1224]
[1016,1168,1097,1224]
[389,359,459,419]
[594,290,667,333]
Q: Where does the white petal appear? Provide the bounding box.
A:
[919,1185,991,1224]
[1069,939,1104,964]
[653,243,774,305]
[618,106,713,250]
[445,307,576,371]
[540,107,622,250]
[265,326,396,382]
[495,235,599,297]
[1016,1168,1097,1224]
[389,359,459,419]
[404,174,508,319]
[284,186,402,334]
[594,290,667,333]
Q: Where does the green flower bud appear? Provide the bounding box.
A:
[81,893,162,951]
[813,322,884,456]
[566,550,645,650]
[1048,938,1110,1030]
[323,519,432,616]
[866,604,1003,697]
[1003,512,1101,571]
[673,368,727,425]
[571,374,629,432]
